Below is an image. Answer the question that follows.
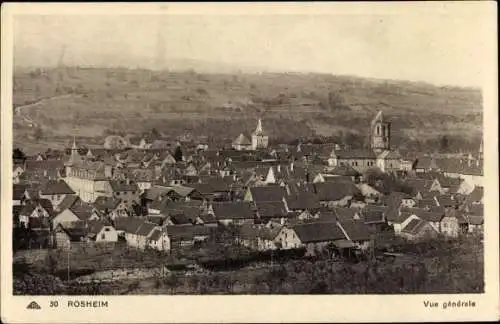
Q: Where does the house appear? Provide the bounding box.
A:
[116,218,157,249]
[13,184,28,206]
[147,228,168,251]
[405,178,442,199]
[232,133,253,151]
[13,164,24,184]
[439,211,460,238]
[244,186,287,203]
[465,204,484,234]
[326,164,363,183]
[437,175,471,196]
[337,220,373,251]
[165,225,212,250]
[376,150,402,173]
[105,180,140,208]
[360,205,388,232]
[93,196,128,219]
[384,192,416,209]
[134,222,158,249]
[54,223,87,248]
[465,186,483,205]
[312,181,361,207]
[197,213,218,227]
[276,221,346,256]
[38,179,75,210]
[402,207,444,233]
[412,156,439,173]
[355,183,383,204]
[254,200,290,224]
[86,220,118,242]
[210,201,255,225]
[237,223,282,251]
[18,199,55,229]
[330,207,362,223]
[400,218,439,241]
[286,191,321,213]
[327,149,378,172]
[52,203,99,229]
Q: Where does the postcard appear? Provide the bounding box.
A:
[1,2,498,323]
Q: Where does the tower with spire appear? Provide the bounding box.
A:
[370,110,391,153]
[64,137,81,176]
[251,118,269,150]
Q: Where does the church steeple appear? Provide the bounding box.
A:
[253,118,265,136]
[370,111,391,152]
[66,137,81,166]
[251,118,269,150]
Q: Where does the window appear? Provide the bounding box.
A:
[377,125,380,135]
[101,233,106,239]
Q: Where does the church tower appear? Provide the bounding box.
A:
[251,118,269,150]
[64,137,81,176]
[370,111,391,152]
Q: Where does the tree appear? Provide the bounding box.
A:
[440,135,449,152]
[33,127,43,140]
[173,146,183,162]
[151,128,161,139]
[13,148,26,161]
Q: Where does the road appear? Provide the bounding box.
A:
[14,94,74,129]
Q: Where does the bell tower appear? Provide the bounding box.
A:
[251,118,269,150]
[370,111,391,152]
[64,137,81,176]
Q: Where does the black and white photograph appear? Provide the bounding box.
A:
[1,2,498,323]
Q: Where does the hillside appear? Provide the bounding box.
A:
[13,67,483,154]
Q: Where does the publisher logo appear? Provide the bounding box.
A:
[26,301,41,310]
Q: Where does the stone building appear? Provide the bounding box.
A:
[251,119,269,150]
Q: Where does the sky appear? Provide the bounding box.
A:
[11,2,495,88]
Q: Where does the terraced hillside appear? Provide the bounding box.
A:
[13,67,482,153]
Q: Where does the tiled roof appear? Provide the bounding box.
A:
[466,186,483,204]
[69,204,95,221]
[233,134,252,146]
[401,218,426,235]
[13,184,27,200]
[212,201,255,220]
[332,207,359,223]
[329,164,361,177]
[148,228,163,241]
[109,180,139,192]
[249,186,287,202]
[93,196,121,212]
[136,222,157,236]
[286,192,320,211]
[333,149,377,159]
[404,207,444,222]
[338,220,372,241]
[361,205,386,223]
[293,221,346,243]
[40,179,75,195]
[255,200,288,218]
[57,195,81,212]
[313,181,360,202]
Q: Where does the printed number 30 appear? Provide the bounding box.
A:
[49,301,58,308]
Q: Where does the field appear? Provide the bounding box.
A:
[13,235,483,295]
[13,67,483,154]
